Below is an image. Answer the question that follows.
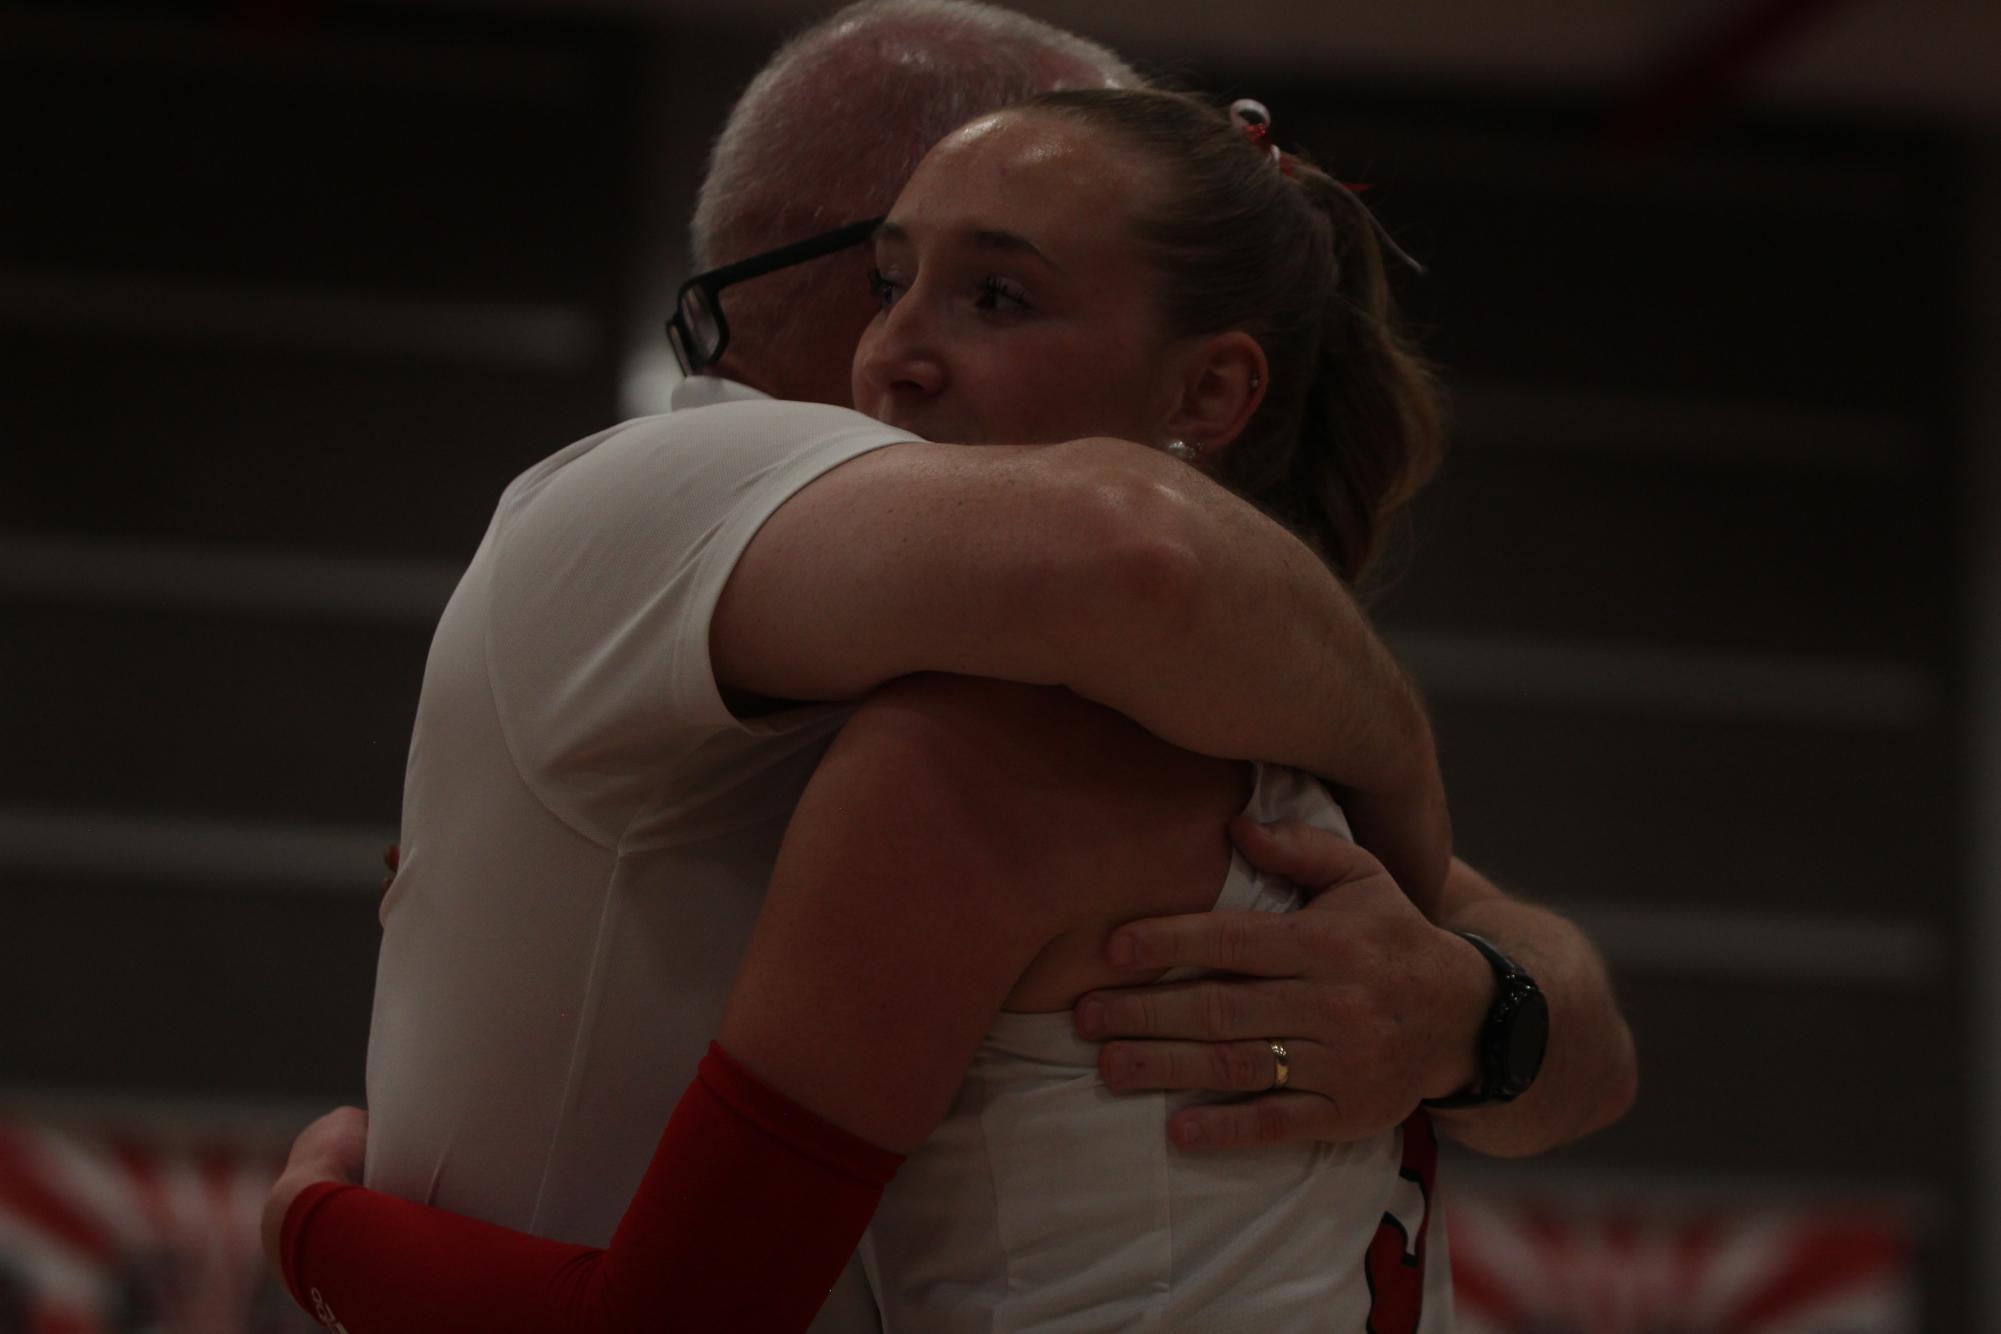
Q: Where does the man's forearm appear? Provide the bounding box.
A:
[1044,439,1449,900]
[715,434,1446,895]
[1428,860,1637,1157]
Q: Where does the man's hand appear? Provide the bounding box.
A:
[261,1106,368,1282]
[1073,818,1491,1149]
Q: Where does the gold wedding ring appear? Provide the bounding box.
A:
[1268,1039,1291,1090]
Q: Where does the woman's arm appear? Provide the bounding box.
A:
[272,1042,900,1332]
[274,675,1229,1330]
[714,673,1239,1147]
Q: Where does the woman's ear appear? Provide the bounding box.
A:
[1162,331,1268,468]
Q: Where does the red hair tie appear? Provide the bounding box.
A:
[1229,98,1292,175]
[1228,97,1424,274]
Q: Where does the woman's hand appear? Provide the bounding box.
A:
[262,1106,369,1281]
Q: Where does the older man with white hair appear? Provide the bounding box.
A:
[267,3,1634,1330]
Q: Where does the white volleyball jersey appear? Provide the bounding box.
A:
[862,764,1456,1333]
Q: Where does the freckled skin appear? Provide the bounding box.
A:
[852,111,1189,447]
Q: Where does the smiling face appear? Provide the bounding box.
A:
[850,110,1186,445]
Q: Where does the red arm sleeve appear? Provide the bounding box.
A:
[280,1042,903,1333]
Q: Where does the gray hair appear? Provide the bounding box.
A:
[691,0,1143,268]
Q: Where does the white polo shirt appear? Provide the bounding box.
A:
[363,376,914,1332]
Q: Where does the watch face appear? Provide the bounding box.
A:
[1503,988,1551,1094]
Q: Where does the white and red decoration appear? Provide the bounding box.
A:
[0,1113,1922,1333]
[1448,1189,1916,1334]
[0,1116,308,1333]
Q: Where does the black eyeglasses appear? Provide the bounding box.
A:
[665,216,886,374]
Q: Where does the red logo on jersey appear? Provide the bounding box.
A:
[1365,1110,1439,1334]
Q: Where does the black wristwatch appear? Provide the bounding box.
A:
[1421,931,1549,1109]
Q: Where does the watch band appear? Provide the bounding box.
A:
[1420,931,1549,1110]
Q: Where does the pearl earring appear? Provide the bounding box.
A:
[1165,439,1204,462]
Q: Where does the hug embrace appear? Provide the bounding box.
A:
[265,3,1636,1331]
